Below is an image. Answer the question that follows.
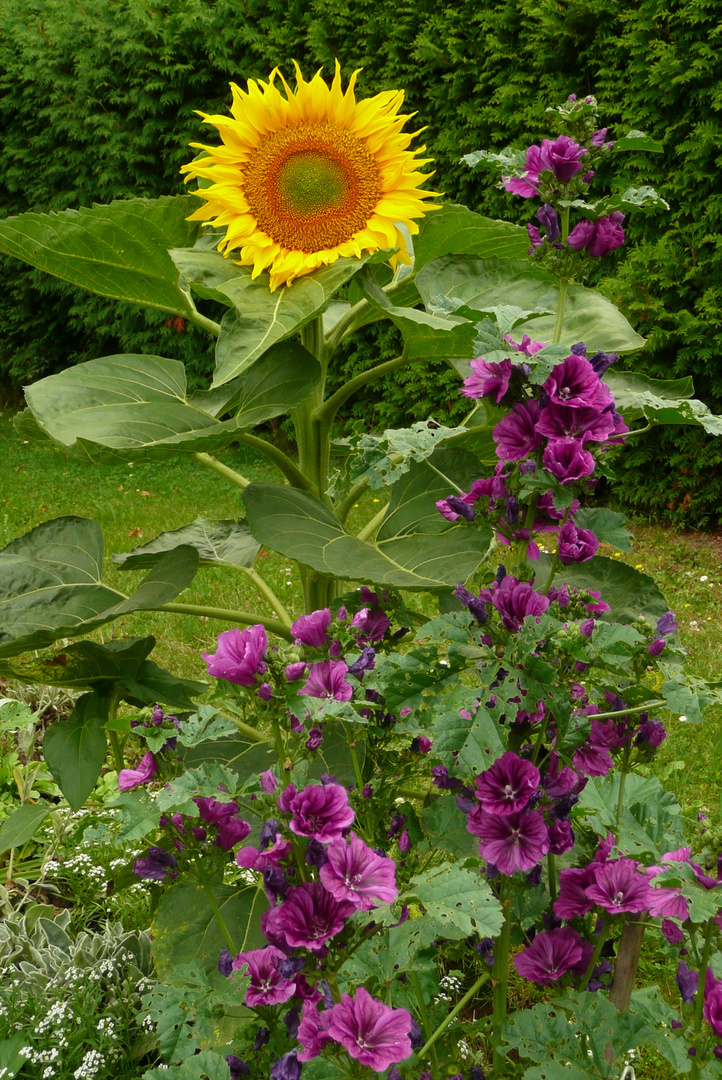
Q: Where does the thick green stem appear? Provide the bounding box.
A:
[588,701,665,722]
[356,502,389,542]
[491,883,512,1076]
[313,349,410,426]
[155,602,293,641]
[239,566,292,628]
[235,432,314,492]
[335,476,371,524]
[108,730,125,773]
[185,309,221,337]
[547,852,557,904]
[230,717,273,744]
[325,298,371,351]
[419,970,491,1062]
[194,452,251,490]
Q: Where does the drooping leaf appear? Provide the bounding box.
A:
[243,483,491,591]
[415,255,645,355]
[0,802,52,854]
[23,344,321,461]
[169,247,248,306]
[113,518,260,570]
[0,196,201,316]
[152,879,267,978]
[42,692,108,810]
[413,203,529,269]
[0,517,199,658]
[605,370,722,435]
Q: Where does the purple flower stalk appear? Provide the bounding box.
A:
[324,986,413,1071]
[319,834,398,910]
[261,882,356,953]
[468,808,549,875]
[514,928,593,986]
[232,946,297,1007]
[289,783,355,843]
[462,358,514,403]
[118,751,157,792]
[202,625,268,686]
[300,660,354,701]
[474,751,540,815]
[291,608,332,648]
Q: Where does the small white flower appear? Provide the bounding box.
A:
[700,575,709,581]
[679,715,688,723]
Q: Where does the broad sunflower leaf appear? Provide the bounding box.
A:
[22,344,321,461]
[414,203,529,268]
[0,517,199,658]
[0,196,200,317]
[605,370,722,435]
[416,255,645,354]
[213,253,379,386]
[152,879,267,979]
[242,483,492,591]
[42,692,108,810]
[113,518,260,570]
[376,448,490,539]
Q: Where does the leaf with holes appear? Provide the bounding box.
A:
[401,863,504,947]
[431,687,506,775]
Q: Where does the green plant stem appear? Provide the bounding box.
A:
[235,432,314,492]
[551,208,571,345]
[335,476,371,524]
[345,729,364,792]
[419,970,492,1062]
[229,717,273,744]
[491,881,512,1076]
[194,451,251,489]
[313,348,410,426]
[587,701,666,722]
[186,310,221,337]
[108,730,125,773]
[410,970,440,1079]
[155,602,293,641]
[616,744,632,834]
[576,921,609,991]
[239,566,292,628]
[325,298,371,352]
[197,868,236,954]
[356,502,389,542]
[396,787,428,801]
[547,852,557,903]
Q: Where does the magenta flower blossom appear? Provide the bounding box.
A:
[297,1002,333,1061]
[568,213,625,257]
[487,576,550,633]
[554,866,596,919]
[194,797,251,850]
[536,403,616,444]
[705,975,722,1037]
[202,625,268,686]
[351,607,391,643]
[260,770,278,794]
[493,400,544,461]
[284,662,307,682]
[646,869,690,921]
[325,987,413,1071]
[539,135,587,181]
[289,783,355,843]
[542,438,596,484]
[236,836,292,873]
[548,818,575,855]
[474,751,540,815]
[584,858,654,913]
[319,834,398,910]
[504,334,546,357]
[462,358,514,403]
[468,809,549,875]
[543,355,612,411]
[513,928,593,986]
[657,611,679,636]
[261,882,355,953]
[291,609,332,648]
[232,946,297,1007]
[133,846,177,882]
[300,660,354,701]
[647,637,666,657]
[118,750,157,792]
[557,521,599,564]
[503,144,543,197]
[542,754,580,799]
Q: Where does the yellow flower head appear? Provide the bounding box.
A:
[181,62,439,290]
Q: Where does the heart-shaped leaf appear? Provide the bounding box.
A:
[42,692,108,810]
[0,803,52,854]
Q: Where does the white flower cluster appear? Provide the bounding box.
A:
[97,1017,116,1037]
[19,1046,59,1065]
[434,972,463,1004]
[34,1000,74,1036]
[73,1050,105,1079]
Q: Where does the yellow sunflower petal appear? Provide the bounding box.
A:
[182,62,439,290]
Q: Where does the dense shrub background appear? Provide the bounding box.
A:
[1,0,720,523]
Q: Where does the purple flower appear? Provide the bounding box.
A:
[468,809,549,875]
[194,797,251,850]
[291,609,331,648]
[542,438,596,484]
[557,522,599,564]
[537,203,560,241]
[554,866,596,919]
[568,213,625,257]
[675,960,699,1004]
[202,625,268,686]
[647,637,666,657]
[260,770,278,794]
[636,720,667,749]
[297,1002,333,1061]
[226,1057,250,1080]
[352,607,391,643]
[347,646,376,678]
[539,135,587,182]
[705,980,722,1037]
[503,145,543,198]
[270,1052,301,1080]
[584,858,654,913]
[431,766,462,790]
[300,660,354,701]
[474,751,540,815]
[505,334,546,357]
[325,986,413,1071]
[536,403,616,444]
[305,727,323,751]
[289,783,355,842]
[232,946,297,1007]
[285,662,307,682]
[543,355,612,410]
[488,576,550,632]
[548,818,575,855]
[662,919,685,945]
[320,834,398,910]
[118,751,157,792]
[133,846,177,882]
[513,928,593,986]
[398,829,412,853]
[657,611,679,636]
[590,127,608,148]
[262,882,355,952]
[527,224,543,249]
[493,400,544,461]
[462,358,514,403]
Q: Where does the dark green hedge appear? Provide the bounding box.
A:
[1,0,720,522]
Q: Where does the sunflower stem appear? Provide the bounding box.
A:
[313,348,411,426]
[185,309,221,337]
[154,602,293,641]
[234,432,314,492]
[194,452,251,489]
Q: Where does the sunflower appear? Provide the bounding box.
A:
[181,62,439,291]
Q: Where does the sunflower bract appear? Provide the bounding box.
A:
[181,61,439,290]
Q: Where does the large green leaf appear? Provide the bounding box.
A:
[113,518,260,570]
[413,203,529,269]
[402,862,505,944]
[0,517,199,657]
[242,483,491,590]
[0,196,200,317]
[542,554,670,624]
[170,247,247,305]
[0,802,52,854]
[415,255,645,354]
[213,254,378,386]
[152,880,267,979]
[42,692,108,810]
[605,370,722,435]
[23,344,320,461]
[376,448,486,539]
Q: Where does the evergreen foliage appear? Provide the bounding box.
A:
[0,0,720,521]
